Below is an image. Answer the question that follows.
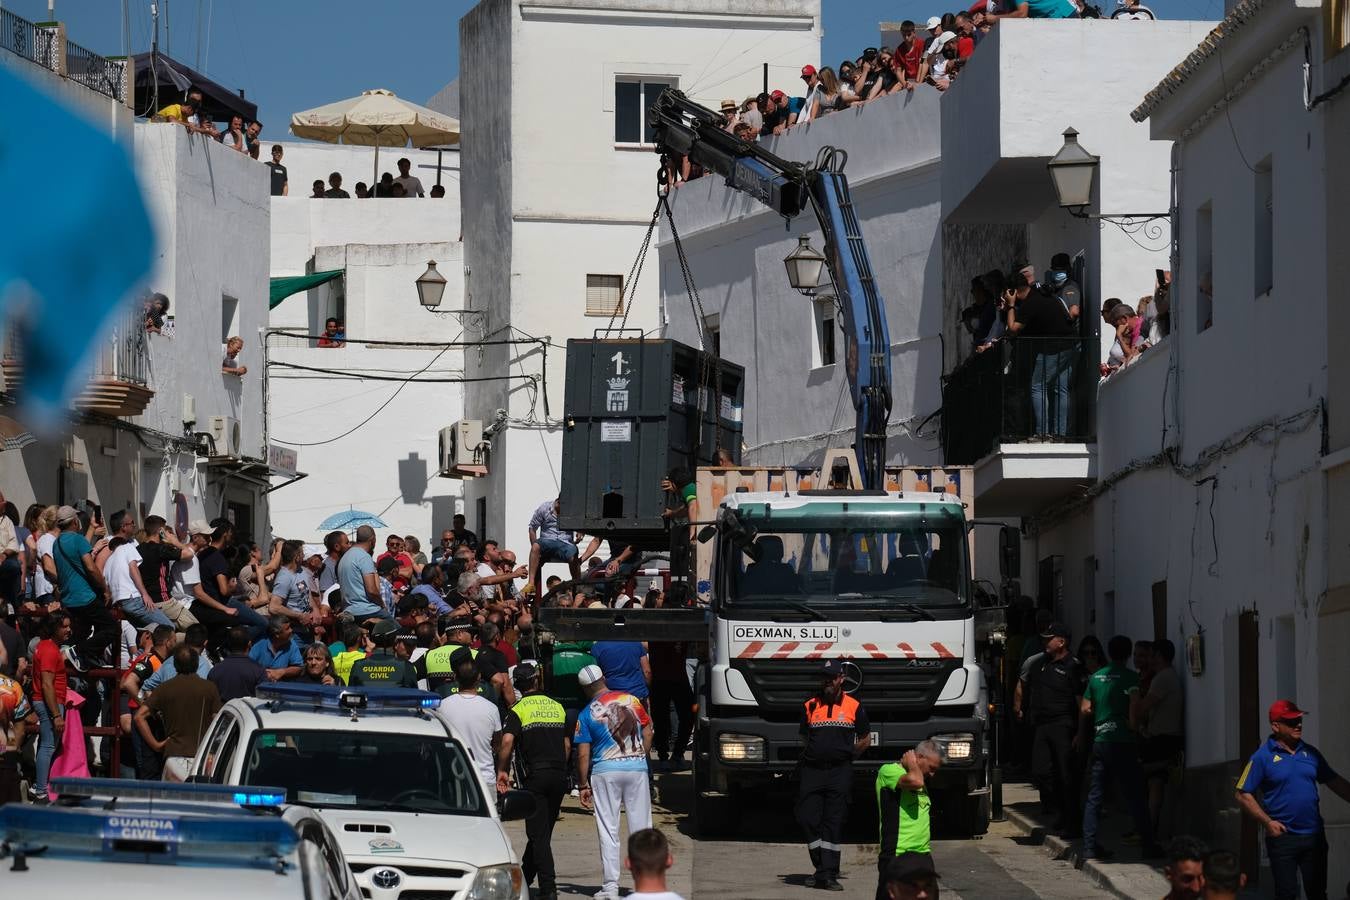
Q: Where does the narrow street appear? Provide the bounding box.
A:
[505,770,1121,899]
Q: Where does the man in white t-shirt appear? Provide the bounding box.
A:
[435,647,502,793]
[393,157,425,197]
[625,828,687,900]
[103,511,173,629]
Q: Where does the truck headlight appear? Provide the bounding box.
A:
[933,732,975,762]
[718,733,765,762]
[466,864,523,900]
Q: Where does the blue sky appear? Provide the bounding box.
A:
[10,0,1223,130]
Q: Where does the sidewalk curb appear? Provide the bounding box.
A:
[1001,806,1165,900]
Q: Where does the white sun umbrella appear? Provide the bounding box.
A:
[290,88,461,190]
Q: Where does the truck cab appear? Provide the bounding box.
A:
[695,489,991,835]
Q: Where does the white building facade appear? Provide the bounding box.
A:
[266,144,468,545]
[1,17,274,538]
[458,0,822,552]
[1122,0,1346,880]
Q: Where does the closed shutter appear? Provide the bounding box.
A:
[586,274,624,316]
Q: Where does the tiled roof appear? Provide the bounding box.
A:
[1131,0,1269,123]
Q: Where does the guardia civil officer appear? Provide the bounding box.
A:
[496,662,569,900]
[797,658,871,891]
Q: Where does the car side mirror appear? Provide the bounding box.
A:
[498,789,538,822]
[697,525,717,544]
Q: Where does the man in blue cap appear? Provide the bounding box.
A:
[797,658,871,891]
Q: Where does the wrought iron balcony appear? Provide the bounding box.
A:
[940,336,1097,465]
[2,304,154,417]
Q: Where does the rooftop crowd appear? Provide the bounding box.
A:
[152,88,448,200]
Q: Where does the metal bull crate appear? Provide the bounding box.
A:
[559,335,744,544]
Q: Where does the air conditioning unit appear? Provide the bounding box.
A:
[207,415,242,457]
[438,420,486,478]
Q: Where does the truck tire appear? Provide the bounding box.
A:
[953,789,990,837]
[693,789,740,837]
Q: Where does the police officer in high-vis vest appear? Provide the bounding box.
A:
[417,617,477,695]
[495,662,569,900]
[798,658,871,891]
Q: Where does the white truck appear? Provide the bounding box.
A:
[544,462,1010,838]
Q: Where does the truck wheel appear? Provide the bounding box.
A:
[691,780,742,837]
[953,790,990,837]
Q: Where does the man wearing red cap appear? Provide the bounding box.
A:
[798,65,822,126]
[1236,700,1350,900]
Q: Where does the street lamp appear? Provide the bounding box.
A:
[783,235,827,296]
[416,260,447,309]
[1046,128,1098,215]
[1047,127,1169,237]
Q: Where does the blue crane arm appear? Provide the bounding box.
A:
[649,90,892,488]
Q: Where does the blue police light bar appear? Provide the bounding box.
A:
[52,778,288,808]
[0,804,299,867]
[256,682,440,710]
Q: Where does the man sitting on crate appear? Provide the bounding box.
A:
[528,498,586,593]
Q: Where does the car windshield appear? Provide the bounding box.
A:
[719,505,967,612]
[239,729,488,816]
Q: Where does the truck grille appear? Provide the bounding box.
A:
[730,658,961,717]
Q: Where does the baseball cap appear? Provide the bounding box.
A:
[576,664,605,687]
[820,659,844,677]
[1268,699,1306,722]
[188,518,213,536]
[770,89,786,101]
[926,15,942,29]
[885,852,940,884]
[1039,622,1071,640]
[56,505,79,526]
[800,64,817,78]
[370,619,398,639]
[719,98,737,110]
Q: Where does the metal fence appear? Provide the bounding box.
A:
[940,336,1098,465]
[92,304,151,386]
[65,38,126,101]
[1,8,55,69]
[1,10,125,102]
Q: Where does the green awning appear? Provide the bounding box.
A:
[269,270,344,309]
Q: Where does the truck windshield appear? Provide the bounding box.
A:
[239,729,488,816]
[718,506,967,612]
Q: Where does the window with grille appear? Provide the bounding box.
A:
[585,274,625,317]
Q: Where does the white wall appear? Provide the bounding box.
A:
[459,0,823,546]
[659,87,945,466]
[1025,5,1337,867]
[266,239,468,544]
[135,122,270,457]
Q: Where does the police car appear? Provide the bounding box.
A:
[0,778,361,900]
[171,683,534,900]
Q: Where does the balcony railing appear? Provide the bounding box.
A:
[2,303,154,417]
[1,10,126,102]
[1,8,55,69]
[940,336,1097,465]
[65,38,127,101]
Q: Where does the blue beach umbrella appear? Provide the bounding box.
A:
[318,508,389,532]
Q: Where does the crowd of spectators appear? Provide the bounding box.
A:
[0,491,702,799]
[153,89,447,200]
[670,0,1103,188]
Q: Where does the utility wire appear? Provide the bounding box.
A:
[270,344,454,446]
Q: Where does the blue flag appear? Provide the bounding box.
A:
[0,66,155,431]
